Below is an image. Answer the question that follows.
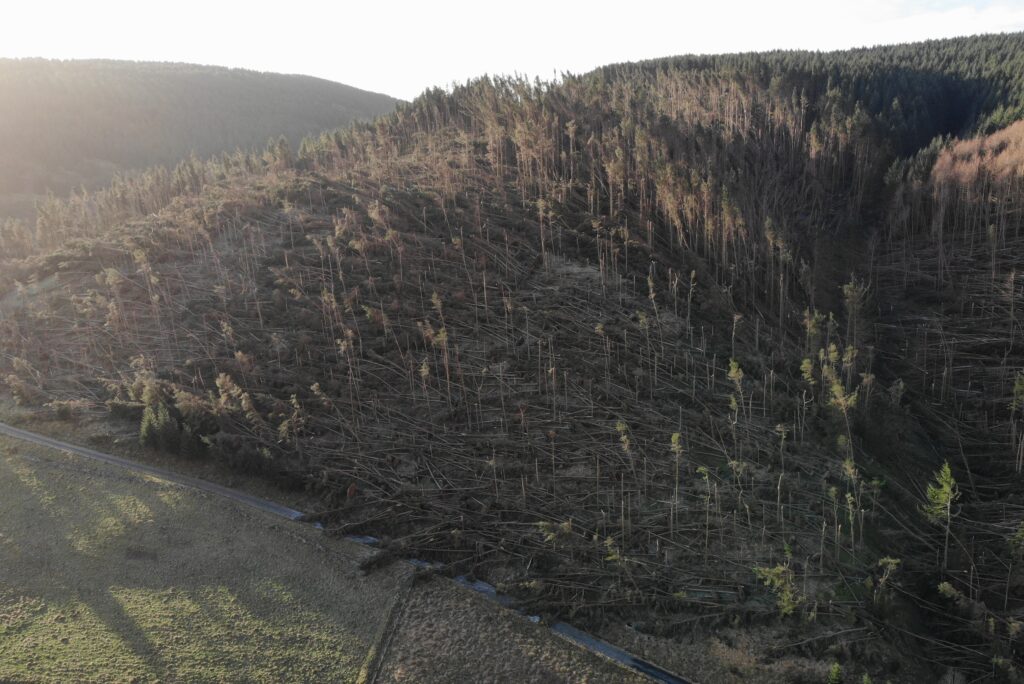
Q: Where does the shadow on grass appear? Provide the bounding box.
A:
[0,453,173,679]
[0,444,402,681]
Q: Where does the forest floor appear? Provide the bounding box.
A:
[0,407,645,683]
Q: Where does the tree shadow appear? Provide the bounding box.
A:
[0,453,171,679]
[0,443,408,681]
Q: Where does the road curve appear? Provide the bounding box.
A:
[0,419,691,684]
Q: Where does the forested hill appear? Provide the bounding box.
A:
[615,33,1024,140]
[5,33,1024,682]
[0,59,398,217]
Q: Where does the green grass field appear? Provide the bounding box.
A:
[0,435,410,683]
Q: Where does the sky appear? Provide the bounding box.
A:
[2,1,1024,101]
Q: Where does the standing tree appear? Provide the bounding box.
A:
[922,461,960,571]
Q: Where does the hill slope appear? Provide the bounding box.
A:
[4,33,1024,682]
[0,59,398,219]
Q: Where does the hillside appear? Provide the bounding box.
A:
[4,33,1024,682]
[0,59,397,220]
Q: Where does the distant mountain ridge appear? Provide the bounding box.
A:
[0,58,398,217]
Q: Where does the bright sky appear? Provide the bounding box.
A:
[3,0,1024,100]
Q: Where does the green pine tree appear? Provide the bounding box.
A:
[922,462,960,570]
